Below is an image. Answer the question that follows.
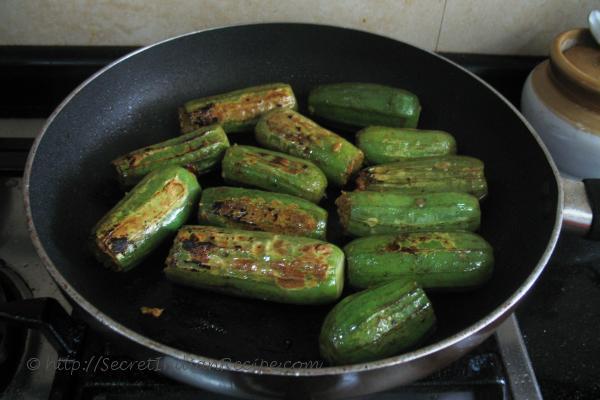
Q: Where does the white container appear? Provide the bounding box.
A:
[521,29,600,179]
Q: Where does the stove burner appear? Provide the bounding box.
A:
[0,262,29,393]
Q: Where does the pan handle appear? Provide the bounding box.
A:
[0,297,85,357]
[562,177,600,239]
[583,179,600,240]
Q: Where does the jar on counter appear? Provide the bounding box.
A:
[521,28,600,179]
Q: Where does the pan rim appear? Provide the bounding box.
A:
[23,22,564,377]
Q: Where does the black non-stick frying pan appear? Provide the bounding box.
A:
[21,24,562,398]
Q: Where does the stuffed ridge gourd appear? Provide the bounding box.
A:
[345,231,494,290]
[356,126,456,165]
[179,83,297,133]
[336,191,480,237]
[319,279,436,365]
[198,186,328,239]
[221,145,327,203]
[308,83,421,129]
[164,226,344,304]
[92,166,201,272]
[356,155,488,199]
[255,108,364,186]
[112,124,229,186]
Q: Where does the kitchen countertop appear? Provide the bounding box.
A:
[1,46,599,399]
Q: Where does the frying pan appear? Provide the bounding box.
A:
[20,24,565,398]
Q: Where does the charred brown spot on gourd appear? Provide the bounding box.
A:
[385,233,414,253]
[273,239,290,255]
[399,246,418,255]
[276,277,305,289]
[272,261,306,289]
[266,110,325,141]
[356,171,372,190]
[109,237,130,254]
[182,234,216,269]
[211,198,317,234]
[225,243,329,289]
[256,88,295,110]
[335,193,351,228]
[414,233,455,248]
[415,197,427,208]
[121,153,144,169]
[385,233,456,254]
[256,152,308,174]
[266,118,313,153]
[300,243,333,257]
[274,243,331,288]
[190,103,219,126]
[232,258,258,272]
[385,242,400,252]
[178,107,195,132]
[212,200,248,223]
[272,259,329,289]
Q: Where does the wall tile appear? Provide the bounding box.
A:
[0,0,445,51]
[437,0,599,55]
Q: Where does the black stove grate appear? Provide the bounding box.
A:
[0,264,28,394]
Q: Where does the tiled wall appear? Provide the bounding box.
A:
[0,0,596,55]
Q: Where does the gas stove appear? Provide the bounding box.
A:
[0,47,598,399]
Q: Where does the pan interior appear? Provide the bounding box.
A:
[27,24,558,364]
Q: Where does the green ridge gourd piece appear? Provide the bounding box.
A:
[198,187,328,240]
[356,155,488,199]
[344,231,494,290]
[319,279,436,365]
[91,166,201,272]
[164,226,345,304]
[221,145,327,203]
[112,124,230,186]
[336,191,480,237]
[356,126,457,165]
[179,83,297,133]
[255,109,364,186]
[307,83,421,129]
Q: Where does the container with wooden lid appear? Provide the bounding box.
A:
[522,28,600,179]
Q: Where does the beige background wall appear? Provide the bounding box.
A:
[0,0,597,55]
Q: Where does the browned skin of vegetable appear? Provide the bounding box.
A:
[179,84,297,133]
[112,125,229,186]
[92,166,201,272]
[212,198,316,232]
[164,226,344,304]
[198,187,328,239]
[177,229,329,287]
[96,179,186,267]
[191,90,287,123]
[255,109,364,186]
[221,145,327,203]
[355,156,487,199]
